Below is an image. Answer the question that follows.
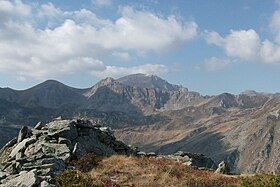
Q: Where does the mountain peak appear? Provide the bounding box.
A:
[117,73,186,92]
[83,77,117,97]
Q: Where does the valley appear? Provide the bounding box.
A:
[0,73,279,174]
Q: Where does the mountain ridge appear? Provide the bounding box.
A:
[0,73,279,174]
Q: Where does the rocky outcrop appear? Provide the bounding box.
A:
[136,151,217,170]
[161,151,217,170]
[0,118,135,186]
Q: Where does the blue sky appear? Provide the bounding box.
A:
[0,0,280,95]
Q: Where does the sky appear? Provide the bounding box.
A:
[0,0,280,95]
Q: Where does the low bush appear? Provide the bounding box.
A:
[71,153,103,172]
[241,173,280,187]
[55,170,96,187]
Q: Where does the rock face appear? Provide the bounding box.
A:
[0,118,134,186]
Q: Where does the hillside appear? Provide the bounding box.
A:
[0,74,279,174]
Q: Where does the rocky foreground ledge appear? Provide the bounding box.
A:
[0,118,219,186]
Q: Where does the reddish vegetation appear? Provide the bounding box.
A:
[56,154,240,187]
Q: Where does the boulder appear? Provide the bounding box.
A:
[215,161,229,174]
[137,151,147,157]
[34,122,43,130]
[40,180,56,187]
[9,137,37,159]
[17,126,29,143]
[0,171,6,180]
[48,120,78,140]
[0,169,38,187]
[147,152,156,157]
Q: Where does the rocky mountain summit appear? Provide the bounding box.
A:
[0,118,217,186]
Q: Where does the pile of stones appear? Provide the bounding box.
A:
[0,118,135,186]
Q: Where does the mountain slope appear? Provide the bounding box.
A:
[0,74,279,174]
[17,80,88,108]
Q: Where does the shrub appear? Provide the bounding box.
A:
[55,170,96,187]
[71,153,103,172]
[241,173,280,187]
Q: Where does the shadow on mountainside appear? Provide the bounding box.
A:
[157,131,234,166]
[85,86,144,115]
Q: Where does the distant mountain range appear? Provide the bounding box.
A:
[1,73,280,173]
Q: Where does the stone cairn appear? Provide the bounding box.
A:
[0,118,135,186]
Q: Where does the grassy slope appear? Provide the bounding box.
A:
[55,154,239,187]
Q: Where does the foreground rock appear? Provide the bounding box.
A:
[0,118,134,186]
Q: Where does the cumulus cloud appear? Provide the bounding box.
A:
[200,57,230,71]
[205,30,280,65]
[92,64,169,78]
[0,0,197,80]
[204,4,280,66]
[206,30,261,61]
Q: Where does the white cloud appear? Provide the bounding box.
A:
[92,64,169,78]
[201,57,230,71]
[206,30,260,61]
[91,0,112,7]
[0,1,196,80]
[38,2,62,18]
[205,6,280,66]
[205,29,280,65]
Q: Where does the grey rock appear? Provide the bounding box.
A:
[0,171,6,180]
[9,137,37,159]
[75,119,95,128]
[137,151,147,156]
[34,122,43,130]
[0,169,38,187]
[48,120,78,140]
[147,152,156,157]
[215,161,229,174]
[2,139,17,150]
[3,161,17,174]
[40,180,56,187]
[100,127,113,135]
[58,137,71,145]
[161,151,217,170]
[1,118,134,186]
[17,126,29,143]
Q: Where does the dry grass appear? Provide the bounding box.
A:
[88,155,239,187]
[55,154,280,187]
